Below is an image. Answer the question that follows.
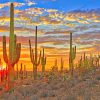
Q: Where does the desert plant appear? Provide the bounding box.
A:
[0,58,2,66]
[2,3,21,89]
[60,57,64,72]
[20,63,23,79]
[41,48,46,73]
[95,55,100,67]
[51,59,58,72]
[69,33,76,78]
[24,65,27,78]
[29,26,41,80]
[16,63,19,79]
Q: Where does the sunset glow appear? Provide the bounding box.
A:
[0,0,100,71]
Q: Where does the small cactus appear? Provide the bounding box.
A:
[24,65,27,78]
[41,48,46,73]
[20,63,23,80]
[60,57,64,72]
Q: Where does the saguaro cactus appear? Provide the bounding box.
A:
[2,3,21,89]
[41,48,46,73]
[29,26,41,80]
[16,63,19,79]
[55,59,57,67]
[24,65,27,78]
[69,33,76,77]
[61,57,64,72]
[20,63,23,79]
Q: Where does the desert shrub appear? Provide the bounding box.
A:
[61,73,68,81]
[48,70,57,82]
[29,95,39,100]
[97,77,100,80]
[62,95,77,100]
[40,90,48,98]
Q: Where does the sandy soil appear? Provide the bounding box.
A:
[0,67,100,100]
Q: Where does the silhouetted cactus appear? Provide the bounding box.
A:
[69,33,76,77]
[51,59,58,72]
[0,59,2,83]
[29,26,41,80]
[20,63,23,79]
[24,65,27,78]
[16,63,19,79]
[41,48,46,73]
[2,3,21,89]
[89,54,94,67]
[95,55,100,67]
[60,57,64,72]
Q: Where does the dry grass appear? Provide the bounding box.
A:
[0,67,100,100]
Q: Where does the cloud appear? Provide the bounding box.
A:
[0,2,25,9]
[0,6,100,54]
[0,2,10,9]
[25,0,37,6]
[27,2,36,6]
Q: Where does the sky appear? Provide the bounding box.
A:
[0,0,100,70]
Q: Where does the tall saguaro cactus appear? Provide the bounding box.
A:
[2,3,21,89]
[41,48,46,73]
[69,33,76,77]
[29,26,41,80]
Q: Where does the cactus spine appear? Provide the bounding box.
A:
[2,3,21,89]
[29,26,41,80]
[41,48,46,72]
[69,33,76,77]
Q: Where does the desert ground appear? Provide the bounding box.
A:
[0,67,100,100]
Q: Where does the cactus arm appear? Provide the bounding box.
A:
[72,46,76,60]
[31,49,35,64]
[29,39,32,59]
[3,36,9,64]
[12,43,21,66]
[37,50,41,66]
[29,39,35,63]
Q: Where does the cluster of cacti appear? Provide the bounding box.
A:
[41,48,46,73]
[29,26,41,80]
[69,33,76,77]
[2,3,21,89]
[77,53,100,75]
[16,63,27,80]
